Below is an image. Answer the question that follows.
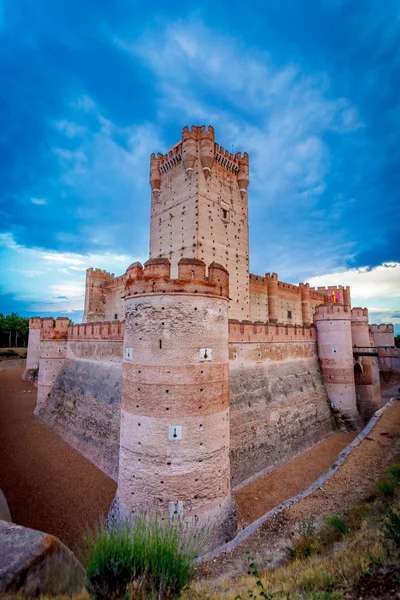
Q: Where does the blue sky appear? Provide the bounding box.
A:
[0,0,399,332]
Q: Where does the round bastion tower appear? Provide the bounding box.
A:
[110,257,236,549]
[314,304,360,428]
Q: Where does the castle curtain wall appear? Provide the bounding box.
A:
[228,321,334,488]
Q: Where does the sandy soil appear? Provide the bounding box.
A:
[235,431,357,525]
[0,368,117,553]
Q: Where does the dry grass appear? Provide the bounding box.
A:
[183,513,393,599]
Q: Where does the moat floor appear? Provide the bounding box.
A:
[0,369,358,552]
[0,368,117,553]
[234,430,357,525]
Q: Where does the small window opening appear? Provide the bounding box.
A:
[114,313,118,320]
[287,310,292,319]
[222,208,228,220]
[159,339,162,349]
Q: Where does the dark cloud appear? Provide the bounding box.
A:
[1,0,400,316]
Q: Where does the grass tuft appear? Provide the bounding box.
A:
[79,515,200,599]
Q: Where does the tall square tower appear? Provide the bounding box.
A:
[149,125,250,320]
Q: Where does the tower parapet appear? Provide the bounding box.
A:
[310,285,351,307]
[110,257,235,549]
[314,303,360,427]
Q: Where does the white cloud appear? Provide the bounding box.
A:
[52,281,85,299]
[307,263,400,326]
[307,262,400,300]
[42,253,84,266]
[1,232,146,317]
[54,120,87,138]
[31,197,47,205]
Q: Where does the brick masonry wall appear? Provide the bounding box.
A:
[229,341,334,488]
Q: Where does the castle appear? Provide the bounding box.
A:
[24,125,397,549]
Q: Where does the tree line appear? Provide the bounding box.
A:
[0,313,30,348]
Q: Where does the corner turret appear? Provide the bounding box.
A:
[314,303,360,428]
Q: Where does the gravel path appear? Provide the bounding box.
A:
[0,369,117,553]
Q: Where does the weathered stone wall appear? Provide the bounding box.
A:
[229,341,334,488]
[35,358,121,481]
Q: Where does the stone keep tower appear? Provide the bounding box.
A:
[111,257,236,549]
[149,125,250,320]
[314,303,360,427]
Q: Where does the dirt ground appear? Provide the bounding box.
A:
[235,431,356,525]
[197,399,400,582]
[0,368,116,553]
[0,348,27,362]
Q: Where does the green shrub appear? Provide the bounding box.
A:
[375,475,397,499]
[387,463,400,483]
[80,515,200,600]
[382,504,400,550]
[0,349,19,356]
[322,514,349,543]
[80,522,135,599]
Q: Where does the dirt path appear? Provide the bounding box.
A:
[0,368,116,553]
[196,399,400,582]
[235,431,356,525]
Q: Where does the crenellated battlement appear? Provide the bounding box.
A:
[86,268,115,281]
[265,272,278,281]
[124,257,229,299]
[69,320,124,341]
[369,324,394,333]
[277,281,301,293]
[103,274,124,288]
[150,124,249,183]
[229,319,316,343]
[351,307,369,322]
[29,317,42,329]
[310,290,326,300]
[313,303,351,320]
[40,317,70,340]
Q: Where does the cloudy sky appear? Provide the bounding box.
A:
[0,0,399,332]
